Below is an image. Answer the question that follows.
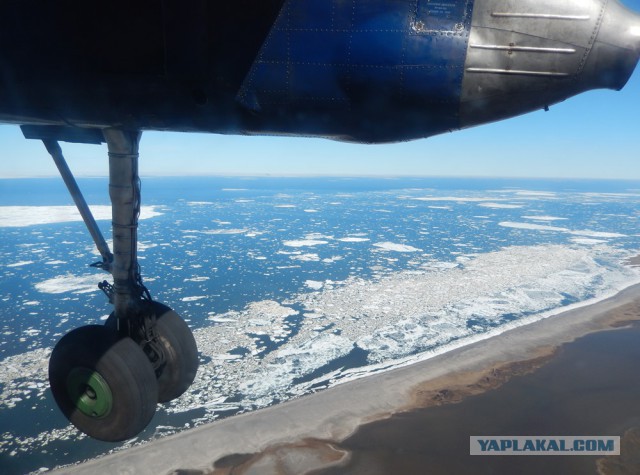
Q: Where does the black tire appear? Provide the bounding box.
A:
[106,302,199,403]
[49,325,158,442]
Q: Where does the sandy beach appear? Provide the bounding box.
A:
[54,282,640,475]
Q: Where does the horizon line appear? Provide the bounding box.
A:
[2,173,640,182]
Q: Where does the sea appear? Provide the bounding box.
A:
[1,176,639,474]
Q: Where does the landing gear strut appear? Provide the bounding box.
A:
[37,128,199,442]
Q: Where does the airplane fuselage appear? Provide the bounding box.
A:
[1,0,639,143]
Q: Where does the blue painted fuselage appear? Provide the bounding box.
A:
[238,0,474,142]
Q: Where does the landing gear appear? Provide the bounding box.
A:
[48,326,158,442]
[33,127,199,441]
[105,302,199,403]
[150,304,199,402]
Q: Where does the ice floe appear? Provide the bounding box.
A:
[338,237,370,243]
[35,274,110,294]
[202,229,249,235]
[478,203,524,209]
[499,221,626,238]
[571,238,609,245]
[0,205,162,227]
[181,296,207,302]
[413,197,495,203]
[6,261,34,267]
[500,222,570,232]
[290,253,321,262]
[513,190,558,198]
[283,240,329,247]
[522,215,568,221]
[184,276,210,282]
[322,256,343,263]
[373,242,421,253]
[305,280,324,290]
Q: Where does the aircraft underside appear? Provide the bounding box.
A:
[1,0,639,142]
[0,0,638,441]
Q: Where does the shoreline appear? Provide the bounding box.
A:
[55,282,640,474]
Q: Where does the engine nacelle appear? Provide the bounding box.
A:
[460,0,640,129]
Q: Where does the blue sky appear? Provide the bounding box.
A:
[1,1,639,180]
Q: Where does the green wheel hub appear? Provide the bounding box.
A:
[66,367,113,418]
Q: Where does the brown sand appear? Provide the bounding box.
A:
[56,283,640,475]
[404,295,640,413]
[313,320,640,475]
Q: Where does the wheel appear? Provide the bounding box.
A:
[150,303,199,402]
[48,325,158,442]
[106,302,199,403]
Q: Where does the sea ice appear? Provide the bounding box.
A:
[513,190,557,198]
[169,244,636,418]
[202,229,248,235]
[499,222,569,232]
[415,197,500,204]
[338,237,370,242]
[499,221,626,238]
[6,261,34,267]
[305,280,324,290]
[522,215,568,221]
[373,242,421,253]
[478,203,523,209]
[290,253,321,262]
[283,240,329,247]
[35,274,110,294]
[181,296,206,302]
[0,205,161,227]
[571,237,608,245]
